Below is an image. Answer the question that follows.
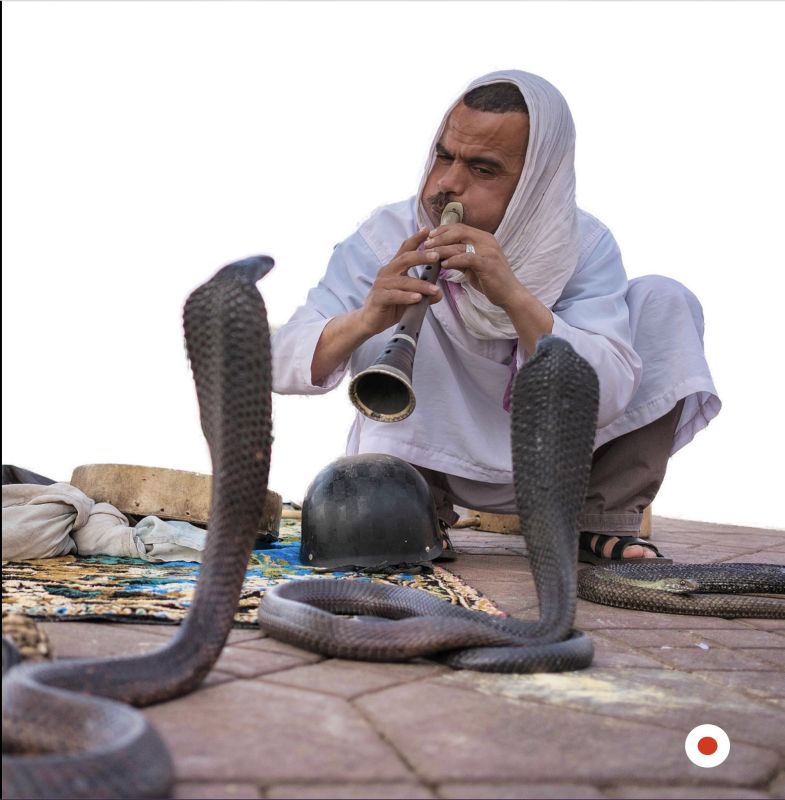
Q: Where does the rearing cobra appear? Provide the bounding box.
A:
[3,258,275,799]
[3,258,783,799]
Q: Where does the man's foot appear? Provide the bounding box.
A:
[433,522,457,562]
[578,532,672,565]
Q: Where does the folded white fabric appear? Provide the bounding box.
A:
[72,501,143,558]
[2,483,208,562]
[133,516,207,563]
[2,483,88,560]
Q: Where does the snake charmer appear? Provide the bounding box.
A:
[272,69,720,565]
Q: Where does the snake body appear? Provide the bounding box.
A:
[2,257,275,799]
[577,562,785,617]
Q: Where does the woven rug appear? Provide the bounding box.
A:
[2,520,501,628]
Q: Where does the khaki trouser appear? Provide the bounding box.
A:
[415,398,685,537]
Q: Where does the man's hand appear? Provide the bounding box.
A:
[310,229,443,385]
[423,222,553,355]
[423,223,524,310]
[358,228,443,336]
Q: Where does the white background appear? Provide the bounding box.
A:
[3,1,784,530]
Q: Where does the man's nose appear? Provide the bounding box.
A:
[437,161,467,195]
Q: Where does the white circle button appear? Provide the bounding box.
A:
[685,724,730,768]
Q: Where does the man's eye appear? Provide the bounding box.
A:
[472,166,494,176]
[436,153,453,162]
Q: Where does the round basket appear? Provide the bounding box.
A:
[70,463,282,540]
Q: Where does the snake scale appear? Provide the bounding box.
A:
[3,258,783,798]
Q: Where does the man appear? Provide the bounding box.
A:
[272,70,720,563]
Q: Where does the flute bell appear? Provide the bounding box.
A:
[348,353,416,423]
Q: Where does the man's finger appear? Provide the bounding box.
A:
[379,248,439,276]
[423,244,469,262]
[379,289,429,306]
[424,223,490,249]
[394,227,430,257]
[378,275,440,295]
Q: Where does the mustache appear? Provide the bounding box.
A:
[426,192,453,219]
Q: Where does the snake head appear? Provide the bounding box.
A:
[654,577,701,594]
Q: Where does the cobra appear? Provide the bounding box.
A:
[2,257,275,799]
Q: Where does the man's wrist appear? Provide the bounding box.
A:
[354,308,380,341]
[503,284,554,355]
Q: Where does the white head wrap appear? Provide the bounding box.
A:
[416,70,581,340]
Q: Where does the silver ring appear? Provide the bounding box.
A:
[465,243,476,255]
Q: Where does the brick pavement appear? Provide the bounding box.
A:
[34,516,785,799]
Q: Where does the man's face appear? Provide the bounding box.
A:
[422,102,529,233]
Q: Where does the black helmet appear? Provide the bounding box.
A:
[300,454,442,570]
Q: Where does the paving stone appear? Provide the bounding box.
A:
[439,668,785,755]
[741,648,785,669]
[589,633,670,668]
[678,547,772,562]
[573,604,749,630]
[653,518,783,539]
[40,620,252,689]
[596,628,746,649]
[173,781,261,799]
[213,643,317,678]
[651,530,723,544]
[39,620,176,658]
[144,680,412,783]
[646,541,704,553]
[659,541,763,553]
[446,560,539,616]
[231,635,325,664]
[447,554,532,577]
[641,646,779,672]
[688,670,785,702]
[743,619,785,631]
[266,782,435,798]
[263,658,445,698]
[226,628,267,644]
[727,552,785,566]
[355,678,779,785]
[105,622,179,637]
[769,770,785,797]
[202,669,239,688]
[457,546,527,556]
[451,531,525,547]
[471,585,540,616]
[437,782,606,799]
[605,787,771,799]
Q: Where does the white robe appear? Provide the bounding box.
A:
[272,197,720,493]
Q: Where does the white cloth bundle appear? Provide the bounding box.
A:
[415,69,582,340]
[1,482,208,562]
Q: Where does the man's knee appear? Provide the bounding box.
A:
[628,274,699,307]
[627,275,705,337]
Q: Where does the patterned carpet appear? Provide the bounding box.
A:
[2,520,501,627]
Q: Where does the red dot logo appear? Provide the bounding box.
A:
[686,725,730,767]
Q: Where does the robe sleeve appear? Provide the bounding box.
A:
[517,224,642,429]
[271,233,380,395]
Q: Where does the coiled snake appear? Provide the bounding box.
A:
[3,259,783,798]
